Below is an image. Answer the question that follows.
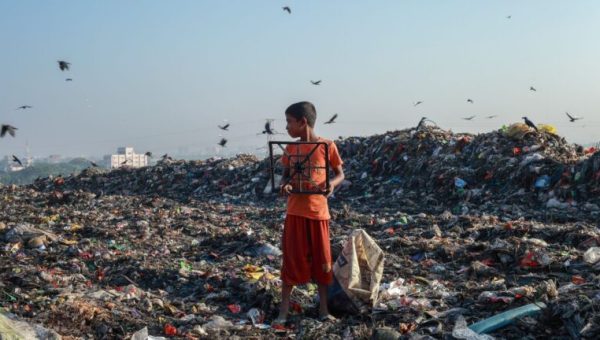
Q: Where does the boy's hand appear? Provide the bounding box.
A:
[324,183,335,197]
[280,184,293,196]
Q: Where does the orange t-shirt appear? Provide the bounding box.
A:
[281,137,343,220]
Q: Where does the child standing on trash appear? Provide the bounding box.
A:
[275,101,345,326]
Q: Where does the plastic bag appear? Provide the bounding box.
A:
[328,229,384,314]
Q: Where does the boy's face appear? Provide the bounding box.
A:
[285,114,306,138]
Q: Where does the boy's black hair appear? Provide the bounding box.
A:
[285,101,317,127]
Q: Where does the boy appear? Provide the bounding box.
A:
[275,101,345,325]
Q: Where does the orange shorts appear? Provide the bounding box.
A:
[281,215,333,286]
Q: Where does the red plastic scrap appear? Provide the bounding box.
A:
[480,258,494,267]
[227,304,241,314]
[164,323,177,336]
[519,252,539,267]
[513,147,522,156]
[572,275,586,285]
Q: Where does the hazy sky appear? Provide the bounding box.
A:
[1,1,599,158]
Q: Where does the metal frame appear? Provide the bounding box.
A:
[269,141,330,195]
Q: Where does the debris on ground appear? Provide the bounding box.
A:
[1,125,599,338]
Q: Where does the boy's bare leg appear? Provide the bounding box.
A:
[318,284,331,317]
[277,283,293,321]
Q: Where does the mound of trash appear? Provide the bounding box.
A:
[29,125,600,221]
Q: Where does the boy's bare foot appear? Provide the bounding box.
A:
[318,313,337,322]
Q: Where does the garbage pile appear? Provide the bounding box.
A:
[0,124,599,338]
[334,124,600,221]
[29,125,599,222]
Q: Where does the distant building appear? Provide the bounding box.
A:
[104,147,148,169]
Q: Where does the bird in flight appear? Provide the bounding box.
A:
[283,6,291,14]
[65,78,73,81]
[522,116,538,131]
[467,99,474,104]
[121,159,128,165]
[324,114,338,124]
[218,123,230,131]
[16,105,32,110]
[12,155,22,166]
[565,112,582,122]
[506,15,512,19]
[145,151,153,158]
[90,161,98,167]
[1,124,17,138]
[310,80,321,85]
[218,138,228,147]
[58,60,70,71]
[529,86,537,92]
[462,115,476,121]
[414,101,423,107]
[486,115,498,119]
[262,121,275,135]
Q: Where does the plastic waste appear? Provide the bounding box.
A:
[469,302,547,334]
[583,247,600,264]
[452,315,495,340]
[534,175,551,189]
[203,315,233,331]
[454,177,467,189]
[0,312,61,340]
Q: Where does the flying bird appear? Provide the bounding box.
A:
[467,99,474,104]
[12,155,22,166]
[65,78,73,81]
[218,138,228,147]
[324,114,338,124]
[16,105,32,110]
[90,161,98,167]
[58,60,70,71]
[462,115,476,121]
[262,121,274,135]
[145,151,153,158]
[282,6,291,14]
[529,86,537,92]
[522,116,538,131]
[121,159,128,165]
[486,115,498,119]
[310,80,322,85]
[414,101,423,107]
[1,124,17,138]
[218,123,230,131]
[506,15,512,19]
[565,112,582,122]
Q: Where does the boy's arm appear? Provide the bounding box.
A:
[280,167,292,195]
[326,165,345,197]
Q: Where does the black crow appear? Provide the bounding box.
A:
[283,6,291,14]
[218,123,230,131]
[522,116,538,131]
[262,121,274,135]
[58,60,70,71]
[12,155,22,166]
[218,138,227,147]
[1,124,17,138]
[565,112,582,122]
[324,114,338,124]
[310,80,321,85]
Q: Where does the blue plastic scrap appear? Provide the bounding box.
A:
[469,302,547,334]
